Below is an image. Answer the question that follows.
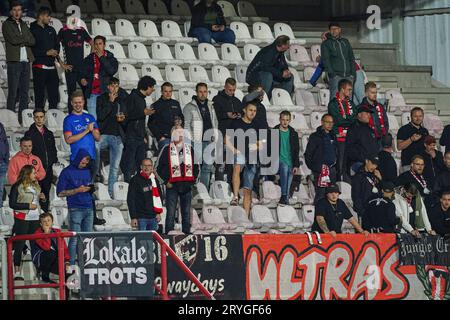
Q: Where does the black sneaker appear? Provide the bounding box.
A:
[94,216,106,225]
[94,175,104,183]
[278,197,288,206]
[41,273,56,284]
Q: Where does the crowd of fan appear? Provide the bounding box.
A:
[1,1,450,282]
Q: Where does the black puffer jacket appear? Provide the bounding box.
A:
[212,90,243,135]
[127,173,163,220]
[304,126,337,174]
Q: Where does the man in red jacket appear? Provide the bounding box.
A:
[7,136,46,185]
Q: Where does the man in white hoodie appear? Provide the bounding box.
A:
[183,83,219,189]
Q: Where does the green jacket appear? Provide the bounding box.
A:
[328,97,357,141]
[321,33,355,78]
[2,17,35,63]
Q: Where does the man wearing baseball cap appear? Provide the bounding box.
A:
[351,155,382,228]
[364,181,399,233]
[312,184,369,237]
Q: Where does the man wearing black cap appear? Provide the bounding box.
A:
[321,22,356,98]
[345,104,380,175]
[428,190,450,236]
[378,133,398,183]
[364,181,399,233]
[312,184,369,237]
[351,156,382,228]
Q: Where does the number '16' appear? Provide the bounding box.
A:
[203,236,228,262]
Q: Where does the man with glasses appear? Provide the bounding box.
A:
[24,109,57,212]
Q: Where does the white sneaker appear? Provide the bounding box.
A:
[14,272,24,281]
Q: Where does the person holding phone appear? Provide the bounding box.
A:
[56,149,95,266]
[9,165,46,280]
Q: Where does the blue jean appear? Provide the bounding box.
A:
[96,135,124,196]
[353,69,365,106]
[278,162,293,197]
[190,27,236,44]
[68,208,94,265]
[256,71,294,99]
[165,187,192,234]
[158,138,171,151]
[138,218,158,231]
[194,141,214,190]
[87,94,100,119]
[122,137,147,183]
[241,164,258,190]
[0,161,7,207]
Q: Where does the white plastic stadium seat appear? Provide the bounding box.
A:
[118,64,139,90]
[165,65,195,87]
[50,183,66,208]
[0,208,14,231]
[221,43,247,66]
[0,88,7,108]
[301,205,315,229]
[271,88,304,112]
[291,112,310,133]
[22,109,35,128]
[208,88,218,99]
[211,65,232,84]
[97,207,131,231]
[235,65,247,84]
[46,109,66,131]
[296,89,323,112]
[385,89,409,112]
[319,89,330,106]
[292,183,314,205]
[227,206,264,230]
[188,65,220,87]
[175,43,205,65]
[277,205,304,230]
[0,110,21,131]
[147,0,174,20]
[190,209,220,234]
[125,0,148,16]
[48,18,63,34]
[288,68,309,90]
[243,44,260,62]
[253,22,274,44]
[128,42,152,64]
[51,207,68,229]
[58,85,69,109]
[161,20,195,43]
[95,183,123,208]
[237,1,265,21]
[336,182,352,203]
[116,19,146,42]
[141,64,165,84]
[102,0,124,15]
[251,205,293,232]
[401,113,411,126]
[266,111,279,128]
[273,23,306,45]
[202,206,244,233]
[289,44,315,67]
[234,88,245,101]
[193,183,222,206]
[138,20,170,42]
[424,114,444,136]
[171,0,192,16]
[178,87,196,108]
[151,42,182,65]
[113,182,129,201]
[311,44,321,63]
[91,18,122,41]
[230,22,260,45]
[217,1,241,21]
[261,181,281,204]
[198,43,224,65]
[211,181,234,203]
[310,112,324,130]
[107,41,137,64]
[387,114,400,134]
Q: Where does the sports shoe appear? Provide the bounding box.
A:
[14,273,24,281]
[230,197,239,206]
[94,216,106,225]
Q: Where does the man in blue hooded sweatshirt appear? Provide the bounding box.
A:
[56,148,94,266]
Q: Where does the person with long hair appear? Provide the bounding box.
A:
[9,165,46,280]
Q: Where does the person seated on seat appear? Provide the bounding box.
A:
[428,190,450,237]
[364,181,399,233]
[188,0,236,44]
[246,35,293,100]
[31,213,70,283]
[393,182,436,238]
[312,184,369,237]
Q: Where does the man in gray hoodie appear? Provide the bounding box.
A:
[2,1,35,124]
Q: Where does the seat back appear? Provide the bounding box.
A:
[147,0,169,15]
[125,0,146,14]
[319,89,330,106]
[91,18,114,36]
[243,44,260,61]
[221,43,243,62]
[262,181,281,201]
[102,207,128,226]
[102,0,123,14]
[165,64,187,82]
[171,0,191,16]
[128,41,151,60]
[202,206,226,224]
[211,65,232,84]
[251,205,275,223]
[310,111,324,130]
[301,205,315,226]
[161,20,184,38]
[51,207,68,228]
[22,109,35,128]
[198,43,220,61]
[152,42,174,60]
[271,88,294,106]
[107,41,127,59]
[336,182,352,201]
[227,206,251,224]
[311,44,321,63]
[230,21,252,40]
[179,87,196,108]
[401,113,411,126]
[138,20,161,38]
[188,65,210,83]
[46,109,66,130]
[49,18,63,34]
[0,109,20,128]
[303,67,316,83]
[299,89,317,107]
[385,89,406,107]
[118,63,139,83]
[218,0,237,17]
[116,19,138,37]
[237,1,258,17]
[175,43,197,61]
[289,44,311,63]
[388,114,400,131]
[253,22,274,41]
[208,88,218,99]
[212,181,233,202]
[235,65,247,84]
[291,112,309,131]
[96,183,112,200]
[113,182,129,201]
[277,205,300,223]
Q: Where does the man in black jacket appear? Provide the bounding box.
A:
[304,114,337,202]
[213,78,243,182]
[80,35,118,120]
[428,190,450,236]
[246,35,293,99]
[95,77,129,197]
[377,133,398,183]
[24,109,57,212]
[188,0,235,44]
[156,125,199,234]
[345,105,380,176]
[420,135,445,188]
[148,82,184,151]
[127,158,163,231]
[364,181,399,233]
[122,76,156,183]
[351,156,382,228]
[274,111,300,205]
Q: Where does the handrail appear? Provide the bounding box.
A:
[151,231,215,300]
[0,237,7,300]
[7,232,76,300]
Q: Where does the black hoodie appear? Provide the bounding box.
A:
[125,89,148,139]
[148,97,184,141]
[212,90,243,135]
[29,21,59,67]
[24,124,58,172]
[96,88,129,138]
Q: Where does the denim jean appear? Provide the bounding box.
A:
[165,188,192,234]
[7,62,30,122]
[68,208,94,265]
[122,137,147,183]
[158,138,170,151]
[256,71,294,99]
[190,27,236,44]
[0,161,7,207]
[194,141,214,190]
[96,135,124,196]
[87,94,101,119]
[353,69,365,106]
[278,162,293,197]
[138,218,158,231]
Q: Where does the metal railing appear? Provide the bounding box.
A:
[0,237,8,300]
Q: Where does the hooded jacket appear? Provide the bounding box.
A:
[212,90,243,135]
[81,50,118,99]
[148,97,184,141]
[24,124,58,172]
[304,126,337,174]
[345,119,381,168]
[29,21,59,67]
[7,151,46,185]
[56,149,93,209]
[321,33,356,78]
[96,88,129,139]
[2,16,35,62]
[125,89,148,139]
[246,41,290,84]
[183,97,219,143]
[188,0,226,34]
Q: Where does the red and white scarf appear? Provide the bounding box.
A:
[140,171,163,214]
[410,170,430,194]
[168,142,194,183]
[317,165,332,188]
[368,102,387,139]
[336,93,353,142]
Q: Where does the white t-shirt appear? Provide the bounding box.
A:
[25,186,39,221]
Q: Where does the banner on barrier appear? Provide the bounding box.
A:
[397,234,450,266]
[77,232,155,298]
